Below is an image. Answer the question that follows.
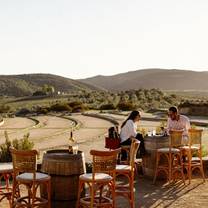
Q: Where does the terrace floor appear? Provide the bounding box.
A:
[1,175,208,208]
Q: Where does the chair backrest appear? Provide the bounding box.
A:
[129,138,140,168]
[10,148,38,174]
[169,130,183,148]
[90,149,120,178]
[188,129,203,147]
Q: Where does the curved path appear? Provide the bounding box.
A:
[0,117,36,138]
[36,114,113,161]
[0,115,113,161]
[0,116,74,145]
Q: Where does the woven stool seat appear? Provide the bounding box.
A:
[17,172,51,182]
[180,145,199,150]
[116,164,131,171]
[157,147,180,153]
[79,173,112,182]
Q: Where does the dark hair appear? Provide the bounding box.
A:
[121,110,140,128]
[169,106,178,113]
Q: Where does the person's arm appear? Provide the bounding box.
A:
[185,117,191,134]
[166,117,171,134]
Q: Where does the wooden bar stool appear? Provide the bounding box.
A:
[76,149,120,208]
[10,148,51,208]
[153,130,185,184]
[180,129,205,183]
[115,139,140,208]
[0,163,13,208]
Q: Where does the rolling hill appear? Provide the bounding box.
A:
[0,74,99,97]
[79,69,208,91]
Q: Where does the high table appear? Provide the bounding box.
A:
[142,135,169,178]
[0,163,13,207]
[41,149,86,203]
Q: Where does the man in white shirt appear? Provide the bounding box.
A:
[167,106,191,144]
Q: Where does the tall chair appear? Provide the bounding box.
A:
[181,129,205,183]
[76,149,120,208]
[0,163,13,208]
[10,148,51,208]
[153,130,185,184]
[115,139,140,208]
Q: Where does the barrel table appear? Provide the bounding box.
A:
[142,135,169,178]
[41,149,86,203]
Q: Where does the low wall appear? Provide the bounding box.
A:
[82,113,119,126]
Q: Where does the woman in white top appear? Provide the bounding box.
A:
[120,110,146,156]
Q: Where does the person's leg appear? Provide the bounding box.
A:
[120,138,132,146]
[136,133,146,156]
[120,138,131,160]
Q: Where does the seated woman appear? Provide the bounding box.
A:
[120,110,146,157]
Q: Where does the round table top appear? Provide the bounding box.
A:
[0,163,13,173]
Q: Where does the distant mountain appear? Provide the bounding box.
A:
[0,74,99,97]
[79,69,208,91]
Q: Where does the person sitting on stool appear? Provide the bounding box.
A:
[120,110,146,158]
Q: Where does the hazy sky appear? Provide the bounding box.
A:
[1,0,208,79]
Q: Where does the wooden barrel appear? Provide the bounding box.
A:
[142,136,169,178]
[41,149,86,201]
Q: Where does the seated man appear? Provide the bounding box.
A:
[167,106,191,144]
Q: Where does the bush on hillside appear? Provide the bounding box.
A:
[100,103,116,110]
[68,101,88,112]
[72,104,88,113]
[68,101,83,108]
[33,90,47,96]
[15,108,31,116]
[117,102,136,111]
[50,103,72,112]
[0,104,11,113]
[36,107,49,114]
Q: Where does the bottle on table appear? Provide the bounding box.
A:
[69,130,78,154]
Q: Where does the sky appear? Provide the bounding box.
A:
[0,0,208,79]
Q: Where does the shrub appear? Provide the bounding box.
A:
[0,131,34,162]
[68,101,88,112]
[68,101,83,108]
[117,102,136,111]
[72,104,88,113]
[100,103,115,110]
[15,108,31,116]
[0,131,12,162]
[32,91,47,96]
[50,103,72,112]
[36,107,49,114]
[0,104,11,113]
